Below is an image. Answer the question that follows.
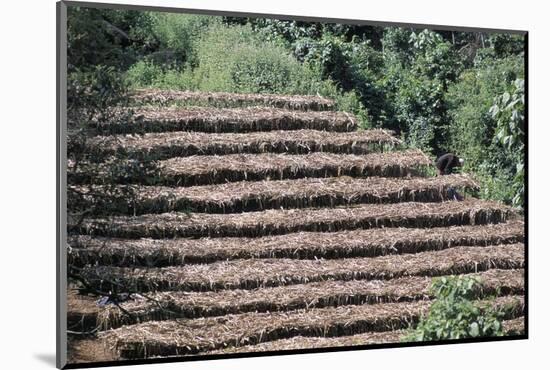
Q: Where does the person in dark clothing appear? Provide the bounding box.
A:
[435,153,464,175]
[435,153,465,201]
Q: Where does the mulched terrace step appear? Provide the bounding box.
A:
[68,150,432,186]
[90,107,358,135]
[73,198,516,239]
[132,88,337,111]
[206,316,525,355]
[68,174,480,215]
[78,269,523,329]
[100,295,524,359]
[76,244,524,293]
[69,220,523,266]
[85,129,400,160]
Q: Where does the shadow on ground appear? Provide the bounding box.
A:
[34,353,56,367]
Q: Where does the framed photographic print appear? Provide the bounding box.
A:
[57,1,527,368]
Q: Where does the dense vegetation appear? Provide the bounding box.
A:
[67,6,525,208]
[403,276,507,341]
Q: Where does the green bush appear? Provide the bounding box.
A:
[403,276,505,341]
[148,13,217,66]
[490,79,525,208]
[488,34,525,58]
[125,60,164,87]
[191,23,313,94]
[445,55,524,206]
[68,65,129,121]
[124,22,370,127]
[371,29,463,154]
[68,6,156,71]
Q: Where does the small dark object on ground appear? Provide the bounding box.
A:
[97,293,142,307]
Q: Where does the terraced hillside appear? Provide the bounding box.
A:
[66,89,525,364]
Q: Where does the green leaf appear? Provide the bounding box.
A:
[469,322,480,337]
[501,92,511,105]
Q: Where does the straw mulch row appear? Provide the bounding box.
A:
[209,331,405,354]
[132,89,336,111]
[69,221,524,266]
[68,150,432,186]
[157,150,432,186]
[69,174,480,215]
[207,316,525,355]
[100,295,524,359]
[91,107,357,135]
[86,129,400,161]
[77,244,524,293]
[501,317,526,335]
[72,199,515,239]
[94,269,523,329]
[66,269,523,332]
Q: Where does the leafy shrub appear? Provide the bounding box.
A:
[148,13,217,66]
[445,55,524,206]
[373,29,462,153]
[191,23,309,94]
[68,65,129,121]
[382,27,414,64]
[125,60,164,87]
[488,34,525,58]
[403,276,505,341]
[490,79,525,208]
[68,6,156,71]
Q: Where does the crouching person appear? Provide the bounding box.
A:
[435,153,464,175]
[436,153,465,201]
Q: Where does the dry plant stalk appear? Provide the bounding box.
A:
[132,88,336,111]
[87,129,400,160]
[69,174,481,215]
[207,316,524,354]
[92,106,357,135]
[69,221,524,266]
[69,150,432,186]
[77,244,524,293]
[73,199,516,239]
[100,295,524,358]
[88,269,521,329]
[157,150,432,186]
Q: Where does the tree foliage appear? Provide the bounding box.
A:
[490,79,525,207]
[445,55,524,206]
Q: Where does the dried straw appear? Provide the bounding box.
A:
[100,295,523,358]
[92,269,523,329]
[67,289,101,333]
[131,89,336,111]
[69,221,524,266]
[69,174,480,215]
[69,150,432,186]
[78,244,524,293]
[502,317,525,335]
[86,129,400,161]
[156,150,432,186]
[73,199,516,239]
[91,107,357,135]
[207,317,524,354]
[208,331,405,354]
